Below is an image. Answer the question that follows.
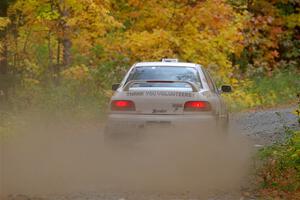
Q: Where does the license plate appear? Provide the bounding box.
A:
[146,121,172,127]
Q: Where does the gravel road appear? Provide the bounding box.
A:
[232,106,299,145]
[2,106,299,200]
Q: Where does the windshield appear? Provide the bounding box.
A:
[126,66,202,88]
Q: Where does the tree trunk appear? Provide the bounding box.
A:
[0,31,8,75]
[0,0,9,75]
[47,31,53,73]
[59,0,72,68]
[0,0,10,101]
[53,38,61,85]
[0,31,9,102]
[62,37,72,67]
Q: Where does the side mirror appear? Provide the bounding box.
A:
[112,83,120,91]
[220,85,232,93]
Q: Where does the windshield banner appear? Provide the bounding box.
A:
[126,91,195,97]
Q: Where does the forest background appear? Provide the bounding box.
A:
[1,1,300,198]
[0,0,299,115]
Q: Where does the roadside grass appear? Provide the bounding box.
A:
[224,70,300,112]
[257,129,300,199]
[7,79,110,118]
[0,79,110,138]
[0,70,299,138]
[0,111,16,139]
[256,99,300,199]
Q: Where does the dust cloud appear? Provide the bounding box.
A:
[0,112,254,199]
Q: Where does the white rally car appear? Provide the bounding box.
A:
[105,59,232,138]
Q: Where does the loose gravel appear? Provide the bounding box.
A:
[232,106,299,145]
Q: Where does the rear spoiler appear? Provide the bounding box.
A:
[123,80,199,92]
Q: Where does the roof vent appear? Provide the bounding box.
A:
[161,58,178,63]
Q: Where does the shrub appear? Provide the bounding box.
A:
[224,70,300,111]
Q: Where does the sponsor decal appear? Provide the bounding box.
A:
[172,103,183,112]
[126,91,195,97]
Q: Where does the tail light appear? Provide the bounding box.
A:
[111,100,136,111]
[184,101,211,112]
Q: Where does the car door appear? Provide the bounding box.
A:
[202,69,227,118]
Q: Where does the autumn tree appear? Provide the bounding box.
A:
[231,0,300,75]
[0,0,12,75]
[109,0,246,82]
[6,0,120,81]
[1,0,299,90]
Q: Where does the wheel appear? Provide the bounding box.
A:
[216,114,229,136]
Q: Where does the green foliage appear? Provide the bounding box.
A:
[258,130,300,198]
[0,111,15,138]
[0,0,299,119]
[8,77,110,118]
[296,94,300,125]
[225,70,300,111]
[1,0,299,90]
[256,98,300,198]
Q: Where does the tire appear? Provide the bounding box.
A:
[216,114,229,136]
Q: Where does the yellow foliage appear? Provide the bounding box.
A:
[61,65,90,81]
[0,17,10,53]
[0,17,10,30]
[123,29,175,60]
[8,0,122,60]
[113,0,247,82]
[223,78,255,109]
[285,14,300,29]
[23,78,40,87]
[223,77,292,111]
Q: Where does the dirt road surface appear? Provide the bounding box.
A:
[1,106,299,200]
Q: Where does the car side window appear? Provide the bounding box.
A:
[203,69,218,93]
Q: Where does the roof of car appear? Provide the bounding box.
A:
[134,62,200,68]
